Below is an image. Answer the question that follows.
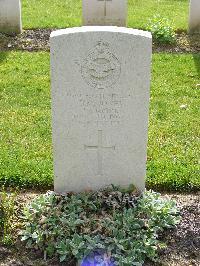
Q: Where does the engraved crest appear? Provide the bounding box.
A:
[81,41,121,89]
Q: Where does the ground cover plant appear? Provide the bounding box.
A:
[0,52,199,191]
[21,0,188,31]
[20,188,180,265]
[0,189,17,245]
[0,192,198,266]
[147,15,176,44]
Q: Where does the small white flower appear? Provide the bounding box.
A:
[180,104,187,109]
[196,84,200,89]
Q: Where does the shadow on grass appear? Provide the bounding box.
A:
[0,51,8,64]
[0,32,12,50]
[188,33,200,78]
[192,53,200,78]
[0,32,16,63]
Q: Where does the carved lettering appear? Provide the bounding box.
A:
[66,91,131,125]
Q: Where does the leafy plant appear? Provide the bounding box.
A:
[147,15,176,44]
[21,189,180,265]
[0,189,17,245]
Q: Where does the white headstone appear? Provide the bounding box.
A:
[0,0,22,34]
[82,0,127,26]
[189,0,200,33]
[50,27,152,193]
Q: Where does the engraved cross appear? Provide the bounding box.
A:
[84,130,115,175]
[98,0,112,17]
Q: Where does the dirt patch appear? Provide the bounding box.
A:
[153,33,200,53]
[0,29,52,52]
[0,192,199,266]
[155,193,200,266]
[0,30,200,53]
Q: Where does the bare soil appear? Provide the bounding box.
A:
[0,30,200,53]
[0,192,199,266]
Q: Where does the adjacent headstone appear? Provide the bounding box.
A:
[82,0,127,26]
[189,0,200,34]
[0,0,22,34]
[50,27,152,193]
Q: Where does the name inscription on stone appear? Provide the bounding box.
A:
[65,91,132,125]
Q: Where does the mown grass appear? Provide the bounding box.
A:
[22,0,189,31]
[128,0,188,31]
[0,52,52,188]
[148,54,199,191]
[0,52,199,191]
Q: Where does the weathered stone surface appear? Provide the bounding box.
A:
[82,0,127,26]
[50,27,152,193]
[189,0,200,34]
[0,0,22,34]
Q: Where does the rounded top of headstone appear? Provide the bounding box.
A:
[50,26,152,39]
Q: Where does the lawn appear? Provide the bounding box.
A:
[0,52,199,191]
[21,0,189,31]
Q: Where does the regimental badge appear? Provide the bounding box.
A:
[81,41,121,89]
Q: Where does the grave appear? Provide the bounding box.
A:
[50,26,152,193]
[189,0,200,34]
[0,0,22,34]
[82,0,127,26]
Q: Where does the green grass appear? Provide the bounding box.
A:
[148,54,199,191]
[0,52,199,191]
[0,52,52,188]
[128,0,188,31]
[21,0,189,31]
[22,0,82,29]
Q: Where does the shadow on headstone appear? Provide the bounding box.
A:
[0,0,22,35]
[188,0,200,35]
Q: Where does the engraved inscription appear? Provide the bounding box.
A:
[81,41,121,89]
[85,130,115,175]
[66,91,131,125]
